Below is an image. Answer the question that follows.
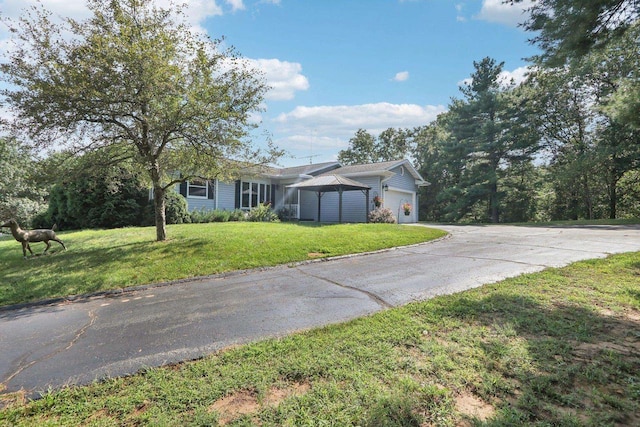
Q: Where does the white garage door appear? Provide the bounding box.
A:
[384,190,415,223]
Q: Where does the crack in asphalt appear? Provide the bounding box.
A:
[397,250,552,267]
[1,310,97,389]
[296,268,393,309]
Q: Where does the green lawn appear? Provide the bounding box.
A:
[0,222,446,307]
[2,252,638,426]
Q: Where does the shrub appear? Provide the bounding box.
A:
[246,203,279,222]
[368,207,397,224]
[190,208,220,223]
[189,208,246,223]
[277,206,296,221]
[45,166,148,230]
[164,190,191,224]
[228,209,246,221]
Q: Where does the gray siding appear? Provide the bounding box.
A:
[217,181,237,210]
[299,190,317,221]
[306,176,377,223]
[383,164,419,222]
[385,165,417,191]
[186,198,215,212]
[170,161,421,221]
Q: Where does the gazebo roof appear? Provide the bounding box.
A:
[286,174,370,192]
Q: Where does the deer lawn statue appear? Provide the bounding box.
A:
[1,219,66,258]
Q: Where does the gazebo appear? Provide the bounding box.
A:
[287,174,371,223]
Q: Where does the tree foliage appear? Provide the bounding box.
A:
[338,128,411,165]
[515,0,640,129]
[440,58,538,223]
[0,138,48,226]
[515,0,640,65]
[0,0,280,241]
[33,150,150,229]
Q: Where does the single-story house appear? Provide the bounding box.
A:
[176,159,428,223]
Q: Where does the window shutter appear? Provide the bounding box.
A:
[235,180,241,209]
[179,182,187,197]
[208,180,215,199]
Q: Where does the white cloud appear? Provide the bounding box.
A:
[224,0,245,13]
[0,0,225,24]
[455,3,467,22]
[475,0,533,27]
[272,102,446,165]
[251,59,310,101]
[275,103,446,139]
[457,65,532,88]
[499,66,530,86]
[393,71,410,82]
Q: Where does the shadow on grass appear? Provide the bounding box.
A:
[412,292,640,426]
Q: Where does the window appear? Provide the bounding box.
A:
[241,180,271,209]
[188,179,208,198]
[284,188,299,205]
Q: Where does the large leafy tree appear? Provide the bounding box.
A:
[338,128,412,165]
[523,18,640,219]
[1,0,279,241]
[338,129,378,165]
[0,137,47,226]
[515,0,640,128]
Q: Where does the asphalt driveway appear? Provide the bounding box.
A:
[2,224,639,397]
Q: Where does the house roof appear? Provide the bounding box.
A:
[319,159,427,184]
[287,174,370,192]
[269,161,341,178]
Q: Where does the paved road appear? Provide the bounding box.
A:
[2,224,639,397]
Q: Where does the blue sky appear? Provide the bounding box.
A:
[0,0,538,166]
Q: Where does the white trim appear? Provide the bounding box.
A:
[339,170,395,179]
[384,185,414,195]
[240,179,272,210]
[187,179,208,199]
[215,180,219,209]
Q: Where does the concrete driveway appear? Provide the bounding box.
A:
[2,224,639,397]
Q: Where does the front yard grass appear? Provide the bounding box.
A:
[0,222,446,307]
[2,252,638,426]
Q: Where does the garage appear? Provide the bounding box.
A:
[383,188,416,224]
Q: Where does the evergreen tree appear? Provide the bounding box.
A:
[444,58,538,223]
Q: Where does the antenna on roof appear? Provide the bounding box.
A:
[295,129,319,164]
[298,154,319,164]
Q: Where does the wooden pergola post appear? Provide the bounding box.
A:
[338,188,343,223]
[365,189,370,223]
[316,191,323,223]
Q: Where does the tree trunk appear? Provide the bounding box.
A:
[149,159,167,241]
[609,179,617,220]
[490,179,499,223]
[153,185,167,241]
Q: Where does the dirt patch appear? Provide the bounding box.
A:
[209,382,311,425]
[599,307,640,322]
[209,390,260,426]
[455,392,495,422]
[265,382,311,406]
[574,341,639,358]
[307,252,325,258]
